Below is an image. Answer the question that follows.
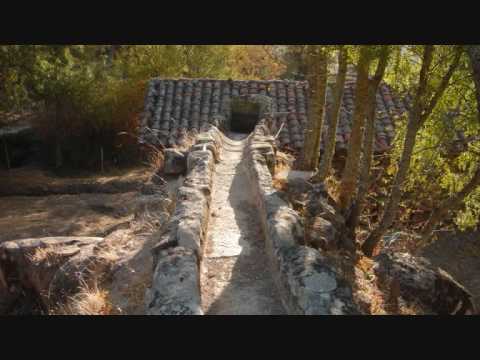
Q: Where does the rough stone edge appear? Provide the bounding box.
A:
[245,124,361,315]
[145,125,224,315]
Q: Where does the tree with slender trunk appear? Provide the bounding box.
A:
[468,46,480,116]
[338,46,374,211]
[346,46,391,240]
[362,46,462,257]
[313,46,348,182]
[299,46,328,171]
[420,166,480,242]
[419,45,480,243]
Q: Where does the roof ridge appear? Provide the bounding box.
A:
[149,77,307,83]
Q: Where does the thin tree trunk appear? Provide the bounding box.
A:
[419,46,480,242]
[467,46,480,117]
[394,46,402,86]
[338,46,374,211]
[100,147,104,173]
[54,99,63,169]
[3,139,10,170]
[314,46,348,182]
[299,46,328,171]
[420,166,480,241]
[107,45,118,67]
[347,46,391,239]
[362,46,435,256]
[362,46,462,257]
[362,116,421,256]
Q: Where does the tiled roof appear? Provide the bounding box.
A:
[140,75,410,154]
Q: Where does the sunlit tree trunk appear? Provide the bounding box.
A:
[338,46,374,211]
[314,46,348,182]
[346,46,391,240]
[299,46,328,171]
[362,46,462,257]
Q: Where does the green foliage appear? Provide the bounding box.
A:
[229,46,286,80]
[0,45,38,110]
[114,45,234,81]
[0,45,239,169]
[388,46,480,230]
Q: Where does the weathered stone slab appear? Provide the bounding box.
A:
[146,125,224,315]
[277,246,360,315]
[245,126,360,315]
[146,247,203,315]
[373,251,476,315]
[306,216,338,251]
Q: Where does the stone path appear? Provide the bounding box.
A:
[200,133,286,315]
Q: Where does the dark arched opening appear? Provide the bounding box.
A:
[230,98,261,134]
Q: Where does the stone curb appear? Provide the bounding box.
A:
[146,125,224,315]
[245,125,360,315]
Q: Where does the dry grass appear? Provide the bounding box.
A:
[324,174,342,203]
[275,150,294,174]
[27,247,55,264]
[142,129,195,174]
[353,255,388,315]
[145,146,165,173]
[272,177,288,192]
[323,250,399,315]
[131,210,168,236]
[349,254,426,315]
[54,280,113,315]
[176,132,196,153]
[95,244,121,264]
[272,150,294,192]
[27,245,67,266]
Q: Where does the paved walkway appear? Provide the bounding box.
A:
[200,133,285,315]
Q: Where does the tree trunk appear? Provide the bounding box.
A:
[347,47,391,239]
[299,46,328,171]
[54,99,63,169]
[420,166,480,242]
[467,46,480,119]
[314,46,348,182]
[338,46,374,211]
[362,46,462,257]
[2,139,10,170]
[362,117,421,256]
[362,46,435,256]
[107,45,119,66]
[419,46,480,242]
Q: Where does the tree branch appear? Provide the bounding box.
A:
[421,47,463,125]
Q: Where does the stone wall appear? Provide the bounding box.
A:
[245,124,360,315]
[145,125,223,315]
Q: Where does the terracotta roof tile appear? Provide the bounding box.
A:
[141,77,409,156]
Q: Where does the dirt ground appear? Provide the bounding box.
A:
[0,192,137,243]
[0,165,151,196]
[0,165,152,243]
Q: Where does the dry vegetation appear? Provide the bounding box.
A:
[54,281,114,315]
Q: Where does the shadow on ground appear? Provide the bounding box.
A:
[202,136,286,315]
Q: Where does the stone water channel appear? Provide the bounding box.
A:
[200,133,286,315]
